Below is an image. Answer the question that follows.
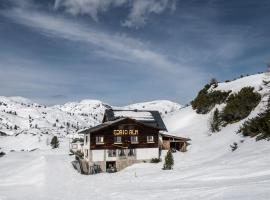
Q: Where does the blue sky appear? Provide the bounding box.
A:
[0,0,269,106]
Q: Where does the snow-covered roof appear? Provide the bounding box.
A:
[79,117,162,134]
[103,109,167,131]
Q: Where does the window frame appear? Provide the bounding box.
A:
[118,149,126,157]
[130,136,139,144]
[96,136,104,145]
[108,149,116,157]
[128,149,136,157]
[147,135,154,143]
[114,136,122,144]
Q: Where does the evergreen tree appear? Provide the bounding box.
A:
[50,136,59,149]
[163,150,174,170]
[210,78,218,88]
[239,96,270,140]
[191,84,231,114]
[210,108,221,132]
[222,87,261,123]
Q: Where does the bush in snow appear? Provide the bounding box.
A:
[50,136,60,149]
[151,158,161,163]
[163,150,174,170]
[210,108,221,132]
[191,84,231,114]
[239,97,270,140]
[210,78,218,88]
[221,87,261,124]
[0,151,6,157]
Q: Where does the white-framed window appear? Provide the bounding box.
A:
[108,149,116,157]
[130,136,138,144]
[96,136,104,144]
[147,136,154,143]
[118,149,126,157]
[114,136,122,144]
[128,149,136,156]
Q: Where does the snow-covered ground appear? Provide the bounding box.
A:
[0,73,270,200]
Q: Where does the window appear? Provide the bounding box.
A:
[118,149,126,157]
[114,136,122,144]
[128,149,136,156]
[96,136,104,144]
[85,135,88,143]
[108,150,116,157]
[130,136,138,144]
[147,136,154,143]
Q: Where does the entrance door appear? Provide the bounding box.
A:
[170,142,181,152]
[106,161,117,173]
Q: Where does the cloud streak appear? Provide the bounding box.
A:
[1,7,181,73]
[54,0,176,28]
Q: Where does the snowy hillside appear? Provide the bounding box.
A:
[0,98,181,151]
[121,100,182,117]
[0,97,106,136]
[0,73,270,200]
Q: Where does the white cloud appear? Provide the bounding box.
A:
[54,0,127,21]
[2,7,178,72]
[123,0,176,28]
[54,0,176,28]
[0,3,208,104]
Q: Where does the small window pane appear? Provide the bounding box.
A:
[96,136,104,144]
[147,136,154,143]
[118,149,126,157]
[108,150,116,157]
[114,136,122,143]
[128,149,136,156]
[131,136,138,143]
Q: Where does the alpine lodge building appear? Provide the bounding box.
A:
[77,109,190,174]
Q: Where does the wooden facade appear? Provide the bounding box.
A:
[88,118,159,150]
[161,133,190,152]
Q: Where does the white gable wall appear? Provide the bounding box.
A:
[136,148,159,160]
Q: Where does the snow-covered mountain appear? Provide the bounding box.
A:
[0,98,182,151]
[120,100,182,117]
[1,73,270,200]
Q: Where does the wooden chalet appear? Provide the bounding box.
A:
[78,109,190,174]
